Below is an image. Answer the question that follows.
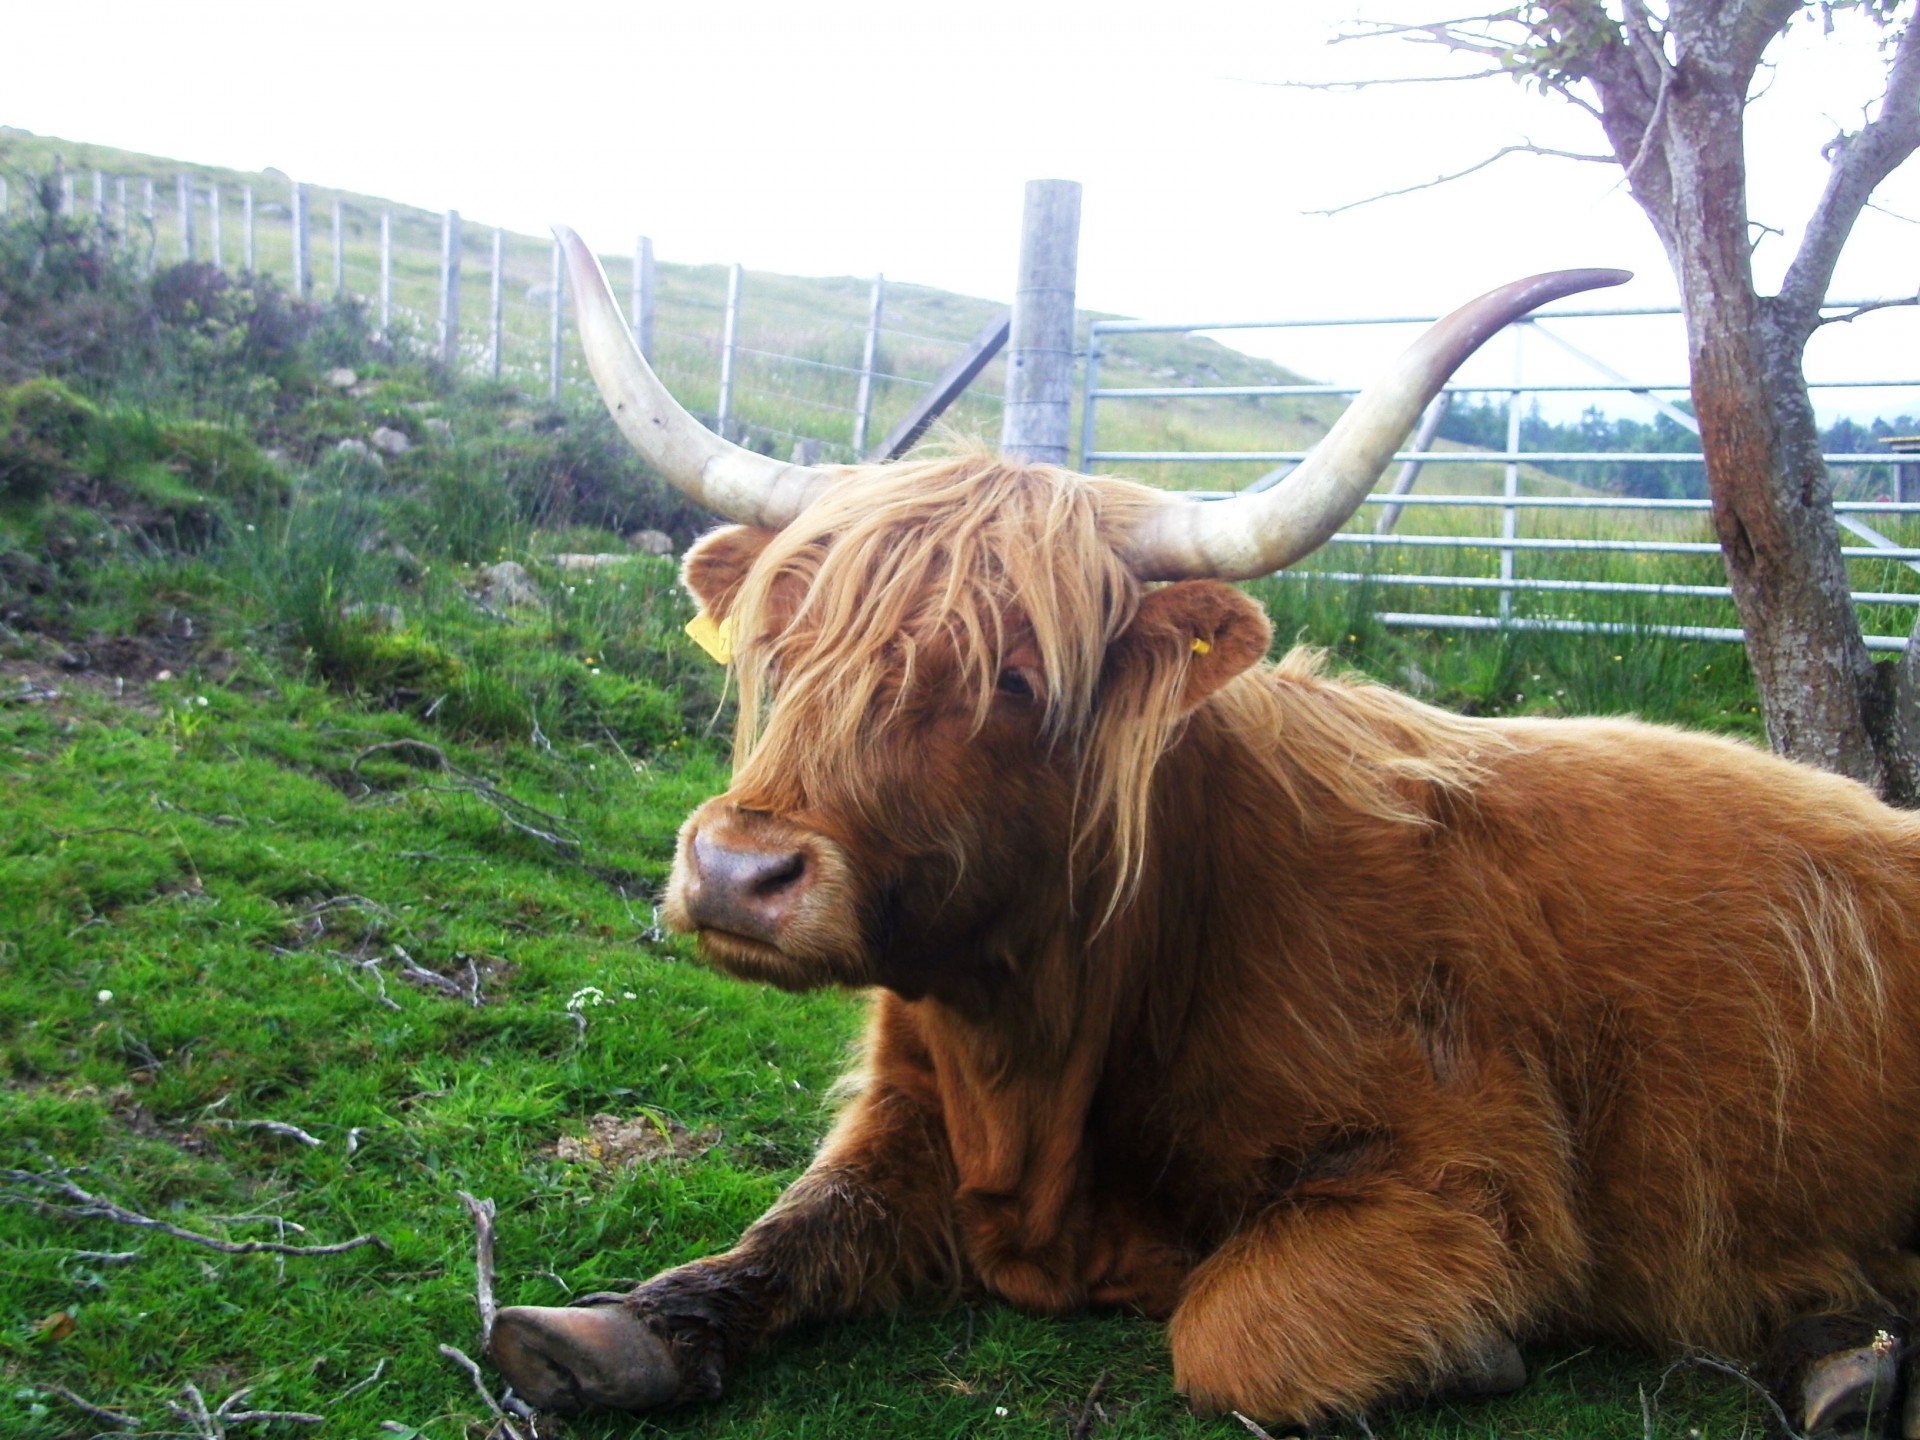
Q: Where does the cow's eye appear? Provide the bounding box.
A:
[996,668,1034,700]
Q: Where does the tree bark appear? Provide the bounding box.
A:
[1537,0,1920,799]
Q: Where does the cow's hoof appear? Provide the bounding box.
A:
[1799,1330,1902,1438]
[488,1300,682,1414]
[1440,1336,1528,1400]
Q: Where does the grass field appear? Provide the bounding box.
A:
[0,157,1875,1439]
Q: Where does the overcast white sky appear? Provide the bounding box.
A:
[8,1,1919,416]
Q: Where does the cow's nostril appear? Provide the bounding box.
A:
[752,851,806,896]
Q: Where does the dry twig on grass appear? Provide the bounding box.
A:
[0,1169,386,1257]
[457,1190,500,1350]
[203,1117,325,1147]
[1668,1353,1804,1440]
[351,738,581,853]
[439,1344,527,1440]
[169,1382,323,1437]
[1069,1370,1109,1440]
[40,1384,141,1429]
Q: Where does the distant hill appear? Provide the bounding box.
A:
[0,125,1573,501]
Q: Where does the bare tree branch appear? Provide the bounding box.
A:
[1257,69,1514,90]
[1816,292,1920,327]
[1308,142,1615,217]
[1777,15,1920,328]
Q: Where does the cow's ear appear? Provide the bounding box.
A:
[682,525,778,620]
[1112,580,1271,713]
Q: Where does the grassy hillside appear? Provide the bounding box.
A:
[0,125,1582,500]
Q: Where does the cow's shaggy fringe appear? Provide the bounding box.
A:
[723,453,1498,918]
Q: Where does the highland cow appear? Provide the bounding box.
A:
[485,233,1920,1436]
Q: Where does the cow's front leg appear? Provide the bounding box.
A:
[1166,1168,1545,1427]
[490,1031,960,1413]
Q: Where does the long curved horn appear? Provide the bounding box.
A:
[1121,268,1632,581]
[554,226,830,528]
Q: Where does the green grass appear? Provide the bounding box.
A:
[0,657,1776,1440]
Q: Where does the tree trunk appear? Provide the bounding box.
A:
[1654,65,1892,792]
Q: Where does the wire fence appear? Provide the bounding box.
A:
[0,164,1009,465]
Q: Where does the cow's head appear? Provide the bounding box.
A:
[554,229,1626,1000]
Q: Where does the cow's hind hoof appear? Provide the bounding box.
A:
[488,1299,682,1414]
[1439,1336,1528,1401]
[1789,1324,1904,1438]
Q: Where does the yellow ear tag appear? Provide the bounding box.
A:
[685,612,736,664]
[1190,637,1213,656]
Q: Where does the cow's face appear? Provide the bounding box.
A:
[660,460,1271,1003]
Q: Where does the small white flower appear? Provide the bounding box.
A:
[195,696,210,708]
[621,991,637,1000]
[566,986,609,1012]
[994,1407,1009,1418]
[96,989,113,1003]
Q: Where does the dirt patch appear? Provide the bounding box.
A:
[553,1114,719,1169]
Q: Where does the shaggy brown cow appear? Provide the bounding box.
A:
[487,231,1920,1435]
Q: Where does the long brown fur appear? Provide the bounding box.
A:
[602,452,1920,1424]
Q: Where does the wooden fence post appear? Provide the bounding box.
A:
[549,237,565,402]
[208,182,222,269]
[115,176,128,244]
[140,178,155,275]
[0,177,8,217]
[292,182,310,298]
[439,209,462,367]
[177,173,194,261]
[379,210,392,332]
[717,263,742,440]
[332,199,345,296]
[1000,179,1081,465]
[490,228,505,379]
[92,170,106,223]
[852,273,884,457]
[243,186,255,272]
[632,235,655,363]
[58,165,73,214]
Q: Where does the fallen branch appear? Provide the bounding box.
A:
[1070,1370,1109,1440]
[40,1384,141,1429]
[438,1344,526,1440]
[351,739,581,852]
[457,1190,500,1350]
[1231,1412,1286,1440]
[204,1118,324,1148]
[0,1169,386,1257]
[336,1357,388,1403]
[1670,1353,1803,1440]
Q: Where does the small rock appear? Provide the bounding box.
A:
[551,553,632,572]
[262,446,288,465]
[475,560,542,609]
[423,417,452,439]
[369,426,412,457]
[341,601,405,629]
[334,438,379,464]
[324,367,358,390]
[386,543,424,582]
[348,381,379,399]
[505,417,534,434]
[626,529,674,556]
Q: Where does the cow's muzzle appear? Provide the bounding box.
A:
[667,803,827,949]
